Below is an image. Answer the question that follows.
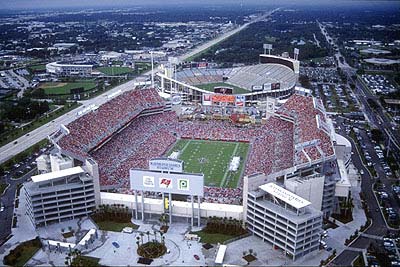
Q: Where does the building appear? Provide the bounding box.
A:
[24,159,100,227]
[246,182,322,260]
[36,153,74,174]
[285,175,325,211]
[46,62,93,77]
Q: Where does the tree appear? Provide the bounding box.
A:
[371,128,383,143]
[140,232,144,244]
[146,231,150,243]
[153,230,158,242]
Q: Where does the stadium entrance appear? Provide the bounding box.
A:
[130,158,204,227]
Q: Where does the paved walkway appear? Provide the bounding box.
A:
[323,163,368,259]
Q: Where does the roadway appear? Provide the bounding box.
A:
[0,8,278,165]
[320,20,400,265]
[331,117,399,265]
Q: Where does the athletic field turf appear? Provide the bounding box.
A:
[194,82,249,94]
[167,139,249,188]
[40,81,97,95]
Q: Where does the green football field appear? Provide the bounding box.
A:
[194,82,249,94]
[167,139,249,188]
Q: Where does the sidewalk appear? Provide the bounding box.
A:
[0,185,37,263]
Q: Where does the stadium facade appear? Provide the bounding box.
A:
[157,54,299,103]
[46,61,93,77]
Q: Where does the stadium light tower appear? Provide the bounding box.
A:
[168,57,179,93]
[294,48,299,61]
[263,43,272,55]
[150,51,154,88]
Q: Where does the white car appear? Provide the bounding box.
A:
[122,227,133,234]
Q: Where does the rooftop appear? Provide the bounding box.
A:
[31,166,84,183]
[259,182,311,209]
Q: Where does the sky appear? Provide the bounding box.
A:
[1,0,399,10]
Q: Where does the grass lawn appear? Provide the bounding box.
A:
[166,139,249,188]
[71,256,100,267]
[195,82,249,94]
[0,183,9,195]
[29,64,46,71]
[191,230,235,244]
[40,81,96,95]
[97,66,135,76]
[94,220,139,232]
[14,245,40,266]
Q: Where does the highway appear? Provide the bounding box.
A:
[0,9,278,164]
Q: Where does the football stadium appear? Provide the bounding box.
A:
[157,54,300,102]
[52,83,336,206]
[46,52,353,260]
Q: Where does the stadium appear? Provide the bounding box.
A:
[157,54,300,102]
[51,83,336,206]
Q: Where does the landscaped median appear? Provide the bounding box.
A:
[190,216,248,244]
[0,182,10,195]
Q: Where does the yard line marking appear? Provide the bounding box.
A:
[180,139,192,155]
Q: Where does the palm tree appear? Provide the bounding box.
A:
[153,230,158,242]
[125,206,129,219]
[160,232,164,244]
[146,231,150,243]
[140,233,144,244]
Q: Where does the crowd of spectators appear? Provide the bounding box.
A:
[58,89,334,204]
[59,88,164,158]
[277,94,335,164]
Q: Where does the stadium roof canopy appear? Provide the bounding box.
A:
[31,166,84,183]
[259,183,311,209]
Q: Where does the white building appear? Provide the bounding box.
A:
[24,159,100,227]
[285,175,325,211]
[246,183,322,260]
[46,62,93,77]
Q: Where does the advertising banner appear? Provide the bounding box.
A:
[211,94,235,103]
[130,169,204,196]
[202,94,212,106]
